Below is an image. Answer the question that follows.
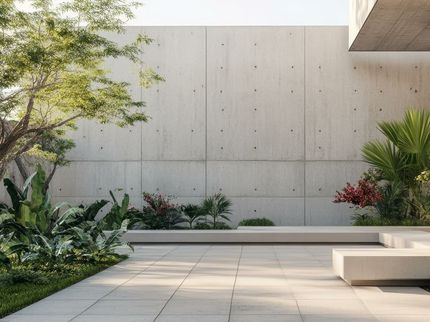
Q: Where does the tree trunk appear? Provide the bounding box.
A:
[43,163,57,194]
[14,156,29,182]
[0,162,8,181]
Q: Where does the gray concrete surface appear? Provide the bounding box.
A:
[22,26,430,226]
[121,226,430,243]
[4,244,430,322]
[349,0,430,51]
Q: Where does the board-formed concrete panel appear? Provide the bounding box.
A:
[230,197,304,226]
[207,27,305,161]
[207,161,304,197]
[50,161,141,198]
[66,120,142,161]
[305,26,430,161]
[57,26,430,225]
[141,27,206,160]
[305,161,369,197]
[141,161,205,197]
[67,27,143,161]
[306,197,355,226]
[349,0,430,51]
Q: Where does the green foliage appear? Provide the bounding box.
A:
[362,110,430,185]
[141,193,185,229]
[374,181,408,220]
[180,204,205,229]
[356,110,430,224]
[0,268,49,286]
[0,167,132,267]
[0,250,11,270]
[100,190,144,230]
[238,218,275,227]
[352,213,430,226]
[0,0,163,177]
[0,262,116,318]
[201,193,232,229]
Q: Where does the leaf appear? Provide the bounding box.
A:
[3,178,25,212]
[362,140,411,182]
[30,165,46,211]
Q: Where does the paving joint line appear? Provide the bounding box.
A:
[153,244,213,321]
[68,245,181,321]
[273,245,304,322]
[227,245,243,322]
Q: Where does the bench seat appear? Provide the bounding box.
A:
[332,248,430,285]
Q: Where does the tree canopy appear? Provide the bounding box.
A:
[0,0,162,178]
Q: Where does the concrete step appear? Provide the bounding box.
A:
[333,248,430,286]
[121,226,430,243]
[379,231,430,248]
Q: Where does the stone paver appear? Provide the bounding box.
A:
[2,244,430,322]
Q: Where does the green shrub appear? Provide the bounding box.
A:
[180,204,205,229]
[141,193,185,229]
[335,110,430,225]
[352,214,430,226]
[100,190,144,230]
[238,218,275,226]
[194,222,231,230]
[0,268,49,286]
[201,193,232,229]
[0,168,132,267]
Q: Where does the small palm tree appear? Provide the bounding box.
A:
[362,110,430,219]
[201,193,232,229]
[181,204,204,229]
[362,109,430,185]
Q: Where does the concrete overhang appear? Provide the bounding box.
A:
[349,0,430,51]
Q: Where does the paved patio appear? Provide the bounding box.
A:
[3,244,430,322]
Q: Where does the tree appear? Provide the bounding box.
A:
[0,0,163,179]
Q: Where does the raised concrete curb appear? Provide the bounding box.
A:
[333,248,430,286]
[380,231,430,248]
[120,226,430,243]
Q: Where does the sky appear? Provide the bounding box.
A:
[132,0,349,26]
[19,0,349,26]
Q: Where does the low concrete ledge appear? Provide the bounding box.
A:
[123,230,378,243]
[380,231,430,248]
[333,248,430,286]
[120,227,430,244]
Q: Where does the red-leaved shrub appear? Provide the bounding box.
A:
[333,179,382,208]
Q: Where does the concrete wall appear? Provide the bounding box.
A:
[45,26,430,226]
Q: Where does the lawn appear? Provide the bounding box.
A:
[0,261,120,318]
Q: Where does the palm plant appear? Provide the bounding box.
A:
[201,193,232,229]
[362,110,430,185]
[181,204,204,229]
[362,110,430,220]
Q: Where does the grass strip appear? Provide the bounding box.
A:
[0,264,111,318]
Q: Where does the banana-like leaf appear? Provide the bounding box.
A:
[83,200,109,221]
[3,178,26,212]
[18,203,34,227]
[30,165,46,211]
[120,194,130,216]
[104,219,129,247]
[22,171,38,197]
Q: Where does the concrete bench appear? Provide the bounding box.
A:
[332,248,430,285]
[379,231,430,248]
[333,230,430,285]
